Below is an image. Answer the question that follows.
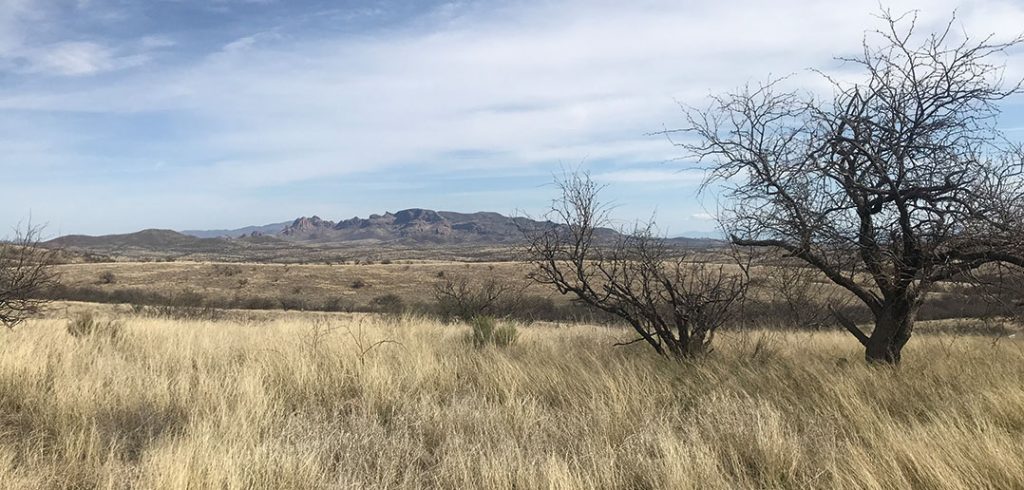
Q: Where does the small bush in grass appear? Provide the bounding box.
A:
[233,296,279,310]
[323,297,354,312]
[280,297,310,311]
[67,311,123,341]
[469,316,518,348]
[98,271,116,285]
[350,279,367,289]
[370,294,405,319]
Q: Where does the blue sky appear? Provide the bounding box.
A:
[2,0,1023,236]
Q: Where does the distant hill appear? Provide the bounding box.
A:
[44,228,302,262]
[48,229,213,249]
[181,221,292,239]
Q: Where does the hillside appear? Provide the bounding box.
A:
[181,222,292,239]
[44,229,297,261]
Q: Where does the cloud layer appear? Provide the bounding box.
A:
[2,0,1023,234]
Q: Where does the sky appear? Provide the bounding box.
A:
[2,0,1024,237]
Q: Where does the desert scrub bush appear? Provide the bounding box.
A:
[433,273,526,323]
[231,296,279,310]
[469,316,518,348]
[279,296,312,311]
[370,294,405,319]
[322,296,355,312]
[212,264,243,277]
[97,271,116,285]
[66,311,123,341]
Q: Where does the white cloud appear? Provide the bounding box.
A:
[3,0,1024,232]
[24,41,138,76]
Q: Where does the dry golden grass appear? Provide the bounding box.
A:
[1,306,1023,488]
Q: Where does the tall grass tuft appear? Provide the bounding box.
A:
[469,316,519,348]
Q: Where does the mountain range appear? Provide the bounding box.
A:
[46,208,720,261]
[185,209,582,244]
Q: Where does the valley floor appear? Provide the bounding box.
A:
[1,308,1023,488]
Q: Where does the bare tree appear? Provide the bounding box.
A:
[676,10,1024,363]
[1,223,60,328]
[433,273,526,323]
[523,172,748,358]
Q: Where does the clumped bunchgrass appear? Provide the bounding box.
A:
[0,311,1022,488]
[65,311,123,342]
[469,316,519,348]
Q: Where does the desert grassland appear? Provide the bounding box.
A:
[52,260,855,311]
[1,308,1023,489]
[52,261,556,309]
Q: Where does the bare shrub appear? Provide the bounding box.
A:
[212,264,243,277]
[523,172,749,358]
[98,271,116,285]
[370,294,405,319]
[1,223,60,329]
[433,274,526,323]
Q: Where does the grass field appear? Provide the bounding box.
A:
[51,261,554,312]
[1,305,1022,488]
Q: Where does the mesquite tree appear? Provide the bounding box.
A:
[524,172,748,358]
[1,224,59,329]
[678,10,1024,364]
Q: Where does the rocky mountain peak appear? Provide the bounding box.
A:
[282,216,336,236]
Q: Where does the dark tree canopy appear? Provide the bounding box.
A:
[679,10,1024,363]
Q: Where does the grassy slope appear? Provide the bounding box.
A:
[1,308,1022,488]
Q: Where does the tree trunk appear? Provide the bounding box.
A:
[865,300,917,365]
